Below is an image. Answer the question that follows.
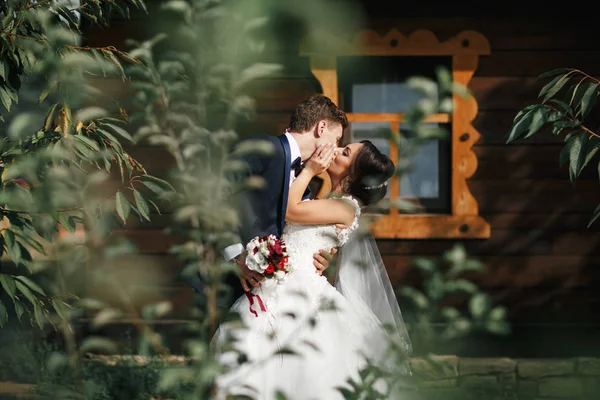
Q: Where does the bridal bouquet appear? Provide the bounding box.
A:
[245,234,291,279]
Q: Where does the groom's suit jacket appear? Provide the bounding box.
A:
[231,133,292,246]
[188,133,296,308]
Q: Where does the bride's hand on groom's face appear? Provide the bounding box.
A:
[305,143,336,176]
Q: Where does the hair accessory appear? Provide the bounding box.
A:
[364,181,388,190]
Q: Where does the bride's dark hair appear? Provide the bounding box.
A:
[346,140,395,206]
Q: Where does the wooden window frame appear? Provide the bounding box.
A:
[300,29,491,239]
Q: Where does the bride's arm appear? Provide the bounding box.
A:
[286,144,355,227]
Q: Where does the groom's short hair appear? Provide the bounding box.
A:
[288,94,348,133]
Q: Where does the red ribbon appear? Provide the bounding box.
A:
[245,292,267,318]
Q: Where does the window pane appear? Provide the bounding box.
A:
[337,56,450,113]
[339,56,452,213]
[351,83,433,113]
[399,124,451,213]
[350,122,391,154]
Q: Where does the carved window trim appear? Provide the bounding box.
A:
[300,29,491,239]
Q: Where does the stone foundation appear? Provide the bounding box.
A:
[2,356,599,399]
[412,356,600,399]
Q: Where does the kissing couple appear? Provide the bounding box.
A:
[206,95,413,399]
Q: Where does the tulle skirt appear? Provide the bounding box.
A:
[212,268,392,400]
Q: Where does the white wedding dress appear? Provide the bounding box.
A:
[212,196,411,400]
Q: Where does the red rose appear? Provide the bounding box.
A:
[271,241,283,255]
[265,264,275,275]
[277,258,286,270]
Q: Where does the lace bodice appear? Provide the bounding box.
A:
[282,196,360,274]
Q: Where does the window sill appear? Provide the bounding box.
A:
[367,213,490,239]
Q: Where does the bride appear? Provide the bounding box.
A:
[213,140,413,400]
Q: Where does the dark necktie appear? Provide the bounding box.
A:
[291,156,303,177]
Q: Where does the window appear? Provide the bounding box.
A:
[338,55,451,214]
[300,29,491,239]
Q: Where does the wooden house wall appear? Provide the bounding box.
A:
[83,8,600,356]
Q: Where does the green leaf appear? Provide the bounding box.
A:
[0,301,8,327]
[3,230,22,265]
[140,180,164,195]
[551,120,577,135]
[444,279,479,294]
[0,274,17,302]
[574,132,591,179]
[521,106,552,140]
[561,132,598,182]
[0,85,13,112]
[101,50,126,78]
[506,106,537,143]
[14,301,25,322]
[33,304,45,329]
[58,213,77,234]
[115,191,131,224]
[412,258,437,274]
[488,306,507,321]
[275,391,288,400]
[580,136,600,174]
[133,189,150,220]
[161,0,192,18]
[92,308,122,328]
[486,320,511,336]
[235,63,283,89]
[15,276,45,296]
[399,287,429,310]
[75,107,108,123]
[539,71,575,102]
[8,113,36,139]
[15,281,37,307]
[469,293,492,319]
[579,83,599,118]
[588,203,600,228]
[39,80,58,103]
[441,306,461,321]
[141,175,175,192]
[73,134,100,151]
[147,199,161,214]
[538,68,573,79]
[103,123,134,143]
[549,99,574,115]
[52,301,67,321]
[244,17,269,32]
[79,336,118,354]
[43,103,60,131]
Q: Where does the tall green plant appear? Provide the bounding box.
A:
[116,0,291,395]
[0,0,171,330]
[506,68,600,226]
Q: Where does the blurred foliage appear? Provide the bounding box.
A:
[0,0,173,331]
[401,244,510,347]
[506,68,600,227]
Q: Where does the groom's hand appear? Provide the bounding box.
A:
[234,257,264,292]
[314,248,337,275]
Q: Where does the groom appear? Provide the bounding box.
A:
[220,94,348,305]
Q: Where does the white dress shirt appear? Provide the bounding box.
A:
[222,133,301,260]
[285,131,301,189]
